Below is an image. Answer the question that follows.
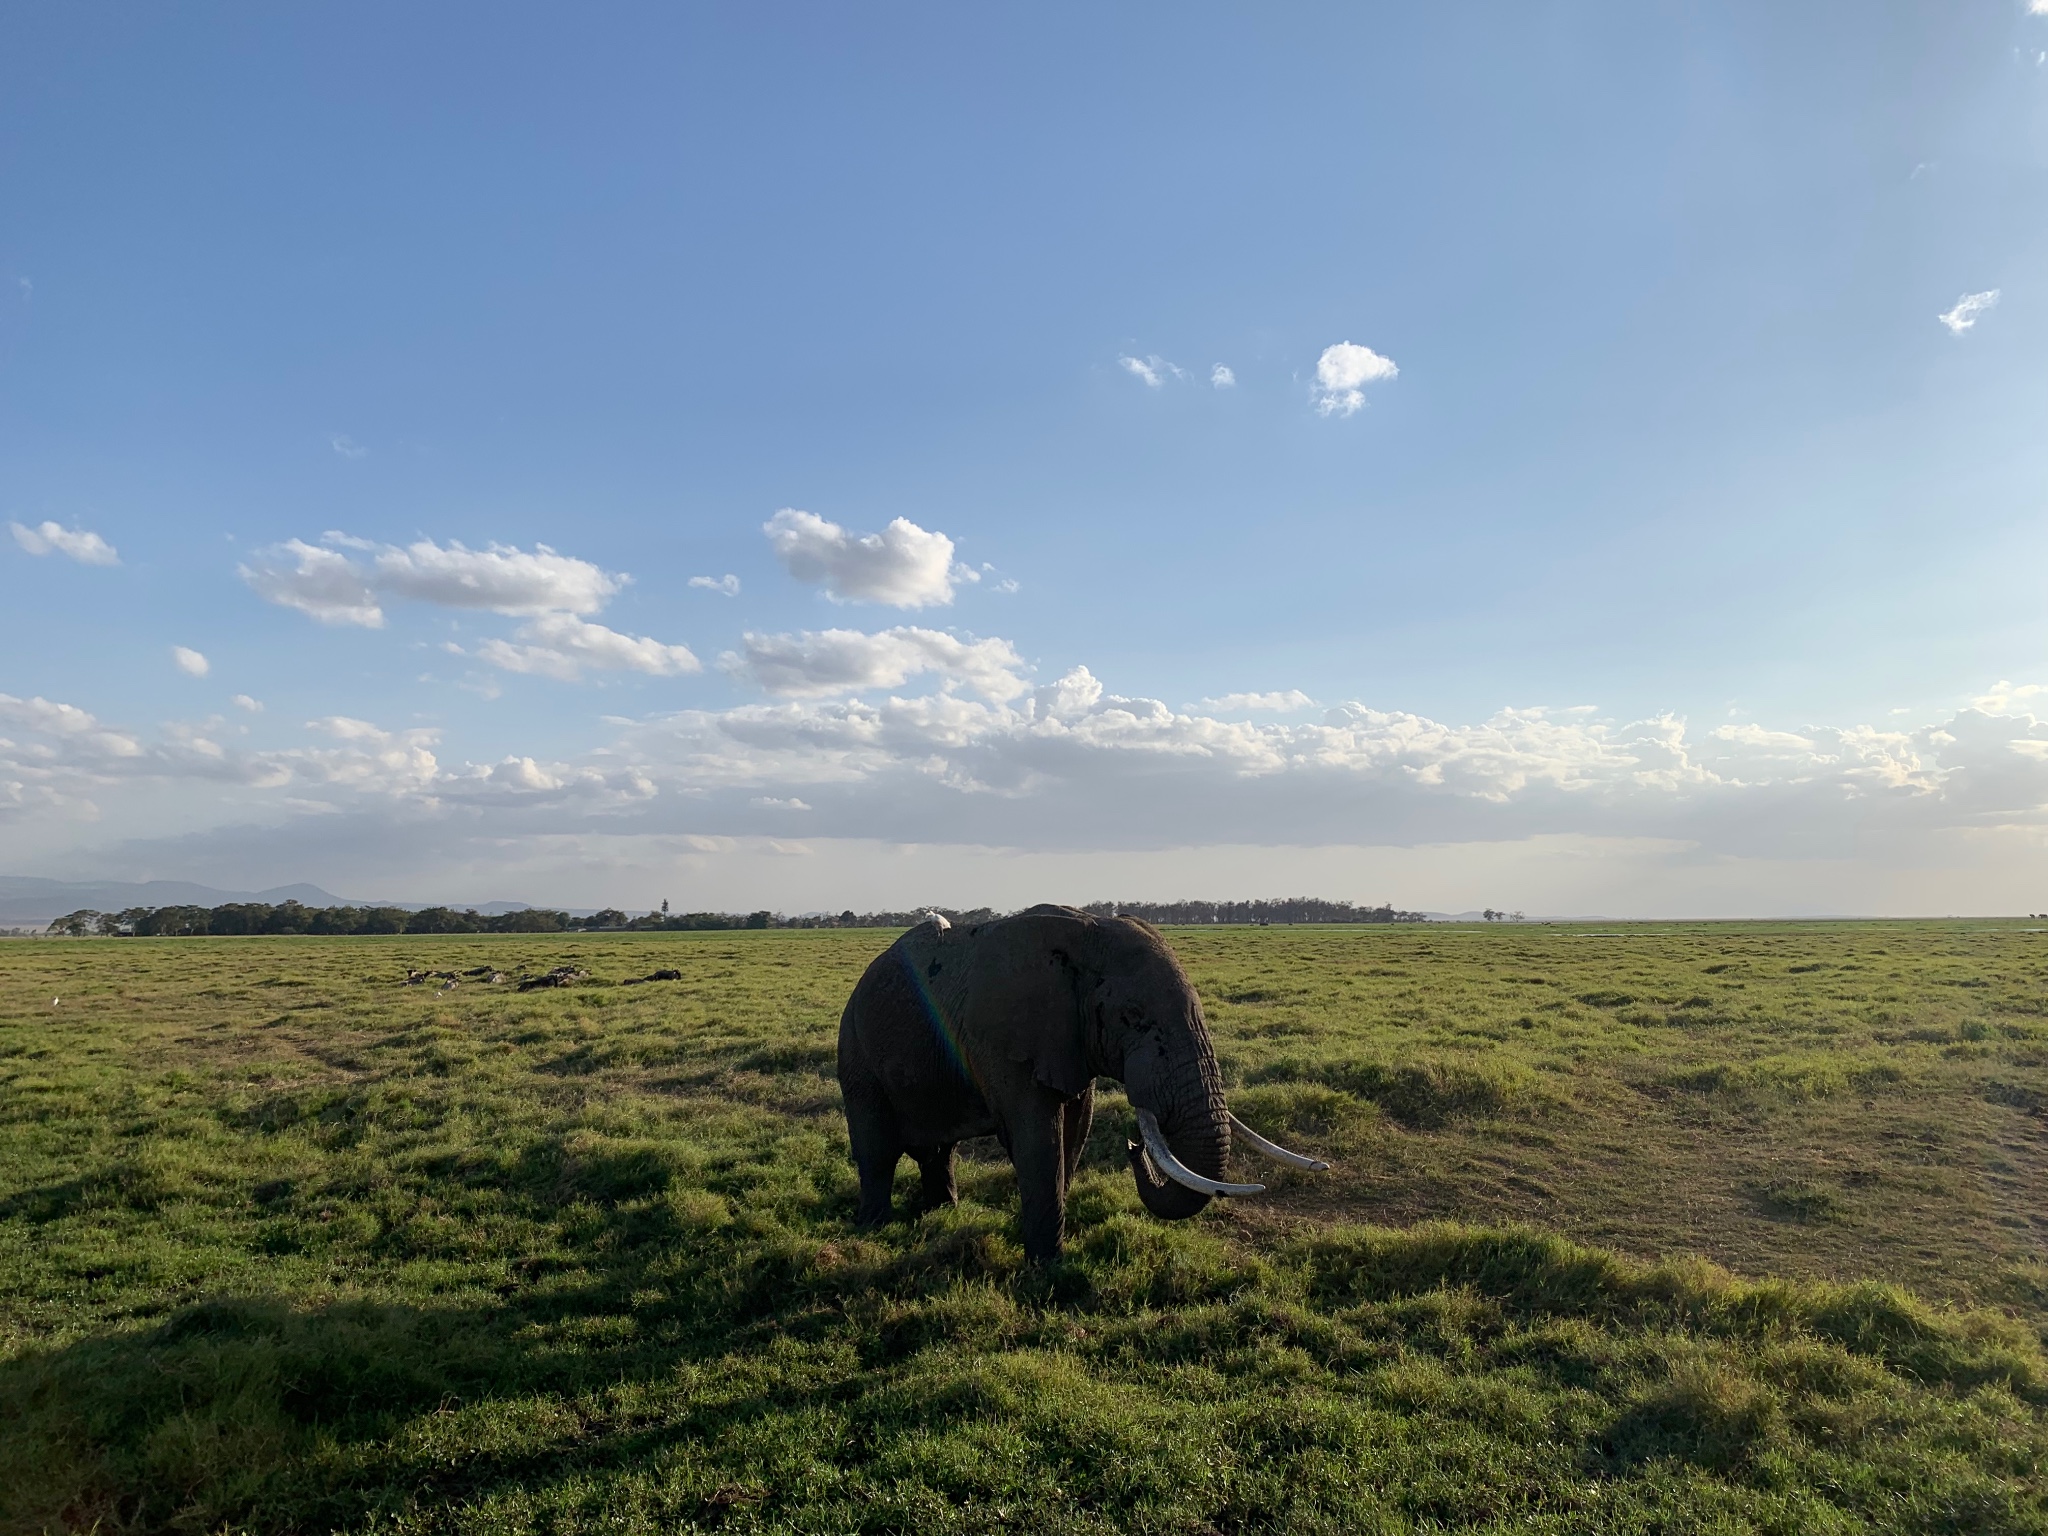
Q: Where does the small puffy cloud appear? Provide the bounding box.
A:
[240,539,385,627]
[330,434,368,458]
[1119,355,1191,389]
[690,574,741,597]
[724,626,1028,701]
[1938,290,1999,335]
[1196,690,1315,713]
[232,694,263,713]
[474,614,701,682]
[1211,364,1236,389]
[2032,1,2048,16]
[172,646,210,677]
[752,796,812,810]
[10,520,120,565]
[1312,341,1398,417]
[763,509,960,608]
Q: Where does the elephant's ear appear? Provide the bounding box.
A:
[1006,945,1094,1097]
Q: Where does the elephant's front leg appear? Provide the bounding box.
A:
[1062,1084,1095,1187]
[1008,1095,1070,1262]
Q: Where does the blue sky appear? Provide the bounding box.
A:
[4,2,2047,915]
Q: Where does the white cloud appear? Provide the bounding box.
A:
[594,674,2048,865]
[1120,355,1166,388]
[242,535,620,624]
[239,533,700,689]
[1312,341,1398,417]
[690,574,741,596]
[1975,680,2047,712]
[370,538,619,614]
[18,671,2048,919]
[239,539,386,627]
[0,692,282,821]
[473,614,701,681]
[0,688,671,833]
[723,627,1028,701]
[171,647,210,678]
[1211,364,1236,389]
[1197,690,1316,713]
[10,520,120,566]
[1938,290,1999,335]
[2032,1,2048,16]
[330,434,368,459]
[763,509,961,608]
[232,694,264,713]
[290,717,443,795]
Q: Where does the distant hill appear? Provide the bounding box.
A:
[0,877,351,926]
[0,877,542,927]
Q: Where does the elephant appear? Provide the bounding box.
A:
[836,904,1329,1261]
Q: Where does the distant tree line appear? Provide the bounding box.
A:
[41,901,1005,938]
[43,895,1426,938]
[1080,898,1427,925]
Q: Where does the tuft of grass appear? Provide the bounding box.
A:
[1246,1054,1549,1128]
[1751,1179,1844,1225]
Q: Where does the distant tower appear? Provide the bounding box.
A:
[661,898,670,915]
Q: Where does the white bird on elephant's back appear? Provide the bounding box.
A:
[836,903,1329,1262]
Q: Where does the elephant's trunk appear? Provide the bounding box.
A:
[1123,1027,1234,1220]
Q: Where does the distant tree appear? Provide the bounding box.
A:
[489,909,567,933]
[264,901,315,935]
[308,905,366,935]
[132,905,211,936]
[61,894,1438,940]
[405,907,482,935]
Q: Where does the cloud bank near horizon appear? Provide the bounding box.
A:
[5,665,2044,915]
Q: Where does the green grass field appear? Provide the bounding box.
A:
[3,921,2046,1534]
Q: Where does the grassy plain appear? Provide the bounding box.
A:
[1,921,2046,1533]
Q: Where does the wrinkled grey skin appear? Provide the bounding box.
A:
[837,904,1229,1261]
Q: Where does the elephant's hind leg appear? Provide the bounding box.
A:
[911,1143,958,1213]
[840,1025,904,1229]
[850,1128,905,1229]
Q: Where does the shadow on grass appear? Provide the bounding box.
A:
[6,1187,2047,1534]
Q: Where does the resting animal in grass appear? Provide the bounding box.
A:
[836,904,1329,1261]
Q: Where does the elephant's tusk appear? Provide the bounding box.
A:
[1228,1112,1332,1172]
[1134,1109,1265,1197]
